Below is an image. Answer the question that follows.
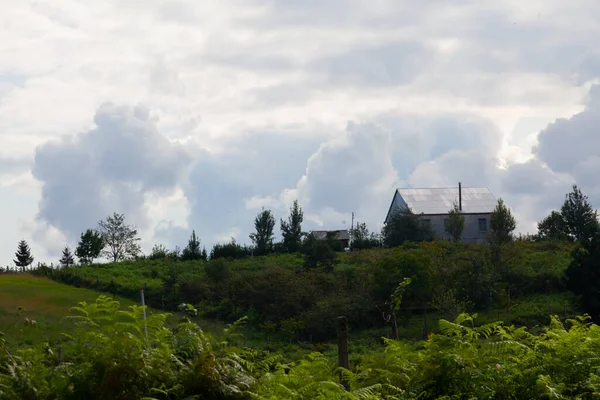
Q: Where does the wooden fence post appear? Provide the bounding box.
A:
[337,316,350,391]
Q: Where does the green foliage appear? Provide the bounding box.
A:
[181,230,204,261]
[76,229,104,264]
[537,210,571,242]
[445,202,464,242]
[302,233,339,271]
[565,231,600,321]
[211,239,253,260]
[13,239,34,272]
[489,198,517,245]
[350,222,381,250]
[59,246,75,268]
[32,240,580,344]
[149,244,170,260]
[250,208,276,256]
[97,212,141,262]
[280,200,304,254]
[382,206,434,248]
[560,184,599,242]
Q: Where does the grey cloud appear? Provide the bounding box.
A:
[409,149,502,192]
[296,121,397,215]
[32,102,192,239]
[535,84,600,174]
[0,156,31,176]
[177,130,322,249]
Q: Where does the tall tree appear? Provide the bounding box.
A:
[59,246,75,268]
[181,230,202,261]
[75,229,104,264]
[537,210,570,242]
[280,200,304,253]
[382,206,434,248]
[14,239,34,272]
[249,208,275,255]
[560,185,599,242]
[445,202,465,242]
[489,198,517,245]
[350,222,381,250]
[97,213,141,263]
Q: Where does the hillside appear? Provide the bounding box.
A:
[30,240,580,345]
[0,274,223,348]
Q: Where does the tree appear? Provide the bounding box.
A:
[181,230,202,261]
[97,213,141,263]
[560,185,599,242]
[75,229,104,264]
[149,244,169,260]
[445,202,465,242]
[537,211,570,242]
[489,198,517,245]
[59,246,75,268]
[302,232,339,272]
[280,200,304,253]
[14,239,34,272]
[350,222,381,250]
[249,208,275,255]
[382,206,434,248]
[565,226,600,322]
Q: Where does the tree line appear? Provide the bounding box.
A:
[8,185,599,271]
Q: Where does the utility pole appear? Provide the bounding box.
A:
[350,212,355,246]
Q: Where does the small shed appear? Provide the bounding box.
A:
[311,230,350,249]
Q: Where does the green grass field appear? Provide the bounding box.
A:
[0,274,225,348]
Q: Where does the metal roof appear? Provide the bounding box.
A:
[312,230,350,240]
[397,187,497,215]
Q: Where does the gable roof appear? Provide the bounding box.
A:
[388,187,497,219]
[311,230,350,241]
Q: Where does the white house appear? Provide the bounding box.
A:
[384,183,498,244]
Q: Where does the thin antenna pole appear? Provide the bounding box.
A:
[351,212,355,247]
[140,289,149,352]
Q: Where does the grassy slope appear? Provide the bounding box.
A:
[0,274,225,348]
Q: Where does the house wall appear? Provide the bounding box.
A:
[420,213,491,244]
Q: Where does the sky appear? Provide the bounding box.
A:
[1,0,600,266]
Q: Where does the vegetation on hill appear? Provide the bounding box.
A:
[30,240,577,343]
[2,294,600,399]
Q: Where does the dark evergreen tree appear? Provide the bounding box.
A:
[280,200,304,253]
[249,208,275,256]
[181,230,202,261]
[560,185,599,242]
[445,202,465,242]
[382,206,434,248]
[59,246,75,268]
[75,229,104,264]
[489,198,517,245]
[201,247,208,261]
[14,239,34,272]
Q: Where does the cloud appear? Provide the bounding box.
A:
[32,102,193,242]
[5,1,600,265]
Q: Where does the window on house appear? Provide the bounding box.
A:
[444,219,449,230]
[478,218,488,232]
[423,219,431,226]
